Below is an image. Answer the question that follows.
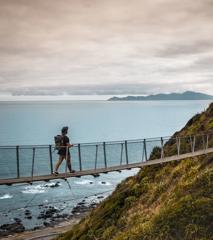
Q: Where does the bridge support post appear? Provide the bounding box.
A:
[95,145,98,170]
[31,148,35,180]
[120,143,123,165]
[78,144,82,171]
[192,136,196,153]
[16,146,20,178]
[103,142,107,168]
[206,135,209,150]
[202,135,206,150]
[65,146,68,177]
[161,137,164,159]
[189,136,193,152]
[125,141,129,165]
[176,137,180,156]
[49,145,53,174]
[143,139,147,161]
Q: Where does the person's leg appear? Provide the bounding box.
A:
[66,154,72,172]
[54,155,64,173]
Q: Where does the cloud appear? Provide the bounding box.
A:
[157,41,213,58]
[0,0,213,95]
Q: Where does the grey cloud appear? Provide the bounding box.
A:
[0,0,213,95]
[9,79,212,96]
[157,41,213,58]
[194,56,213,68]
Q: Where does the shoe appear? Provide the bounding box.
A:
[53,171,59,175]
[70,170,76,173]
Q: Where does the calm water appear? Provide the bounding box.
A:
[0,100,211,145]
[0,100,211,230]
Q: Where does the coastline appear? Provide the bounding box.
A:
[0,211,89,240]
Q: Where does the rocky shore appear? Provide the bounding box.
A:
[0,192,101,238]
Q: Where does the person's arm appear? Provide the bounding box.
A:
[65,136,73,148]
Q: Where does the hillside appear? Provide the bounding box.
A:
[108,91,213,101]
[57,103,213,240]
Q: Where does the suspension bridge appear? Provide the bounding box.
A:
[0,133,212,185]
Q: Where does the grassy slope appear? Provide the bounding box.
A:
[57,103,213,240]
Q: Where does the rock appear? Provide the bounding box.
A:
[37,206,59,220]
[101,181,106,184]
[97,195,104,199]
[13,218,22,223]
[77,202,85,206]
[43,222,50,227]
[43,221,54,227]
[25,210,31,216]
[89,203,97,208]
[33,226,40,230]
[71,205,90,214]
[0,222,25,237]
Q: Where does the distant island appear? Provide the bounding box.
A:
[108,91,213,101]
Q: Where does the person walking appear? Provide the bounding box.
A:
[54,126,75,175]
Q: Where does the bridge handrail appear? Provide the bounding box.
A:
[0,132,212,149]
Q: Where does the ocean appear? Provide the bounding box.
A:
[0,100,211,230]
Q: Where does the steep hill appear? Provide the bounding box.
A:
[57,103,213,240]
[108,91,213,101]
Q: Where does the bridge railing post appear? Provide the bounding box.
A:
[64,146,69,178]
[192,136,196,153]
[189,136,193,153]
[49,145,53,174]
[206,134,209,150]
[176,137,180,156]
[202,134,206,150]
[78,144,82,171]
[125,140,129,165]
[143,139,148,162]
[161,137,164,159]
[120,143,124,165]
[31,147,35,180]
[16,146,20,178]
[94,144,98,170]
[103,142,107,168]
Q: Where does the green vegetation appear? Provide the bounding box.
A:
[57,103,213,240]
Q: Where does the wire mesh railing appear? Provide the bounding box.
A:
[0,133,212,180]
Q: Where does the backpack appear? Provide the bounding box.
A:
[54,135,63,150]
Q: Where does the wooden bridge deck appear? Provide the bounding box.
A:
[0,148,212,185]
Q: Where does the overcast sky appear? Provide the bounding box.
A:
[0,0,213,96]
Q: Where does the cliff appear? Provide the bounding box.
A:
[57,103,213,240]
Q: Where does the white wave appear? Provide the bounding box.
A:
[74,180,94,185]
[0,194,13,199]
[98,181,111,186]
[22,185,46,194]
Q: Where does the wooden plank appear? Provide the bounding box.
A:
[0,148,212,185]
